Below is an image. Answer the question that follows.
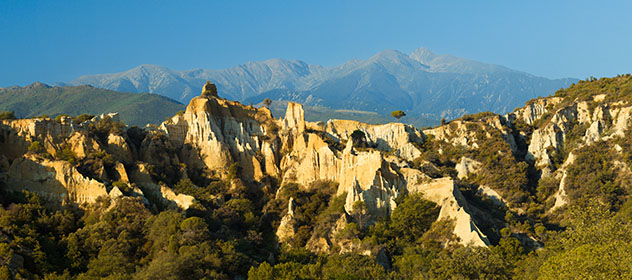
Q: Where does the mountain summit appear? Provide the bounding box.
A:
[64,47,577,126]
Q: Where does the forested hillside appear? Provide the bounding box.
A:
[0,82,185,126]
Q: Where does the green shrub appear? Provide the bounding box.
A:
[55,114,70,123]
[28,141,46,154]
[228,162,242,180]
[89,116,126,144]
[111,181,132,194]
[74,114,94,124]
[460,111,496,122]
[390,193,440,243]
[55,145,77,164]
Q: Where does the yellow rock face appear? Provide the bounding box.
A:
[161,95,274,181]
[406,175,490,247]
[6,156,108,206]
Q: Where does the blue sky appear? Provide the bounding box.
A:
[1,0,631,86]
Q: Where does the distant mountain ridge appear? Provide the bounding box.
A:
[62,47,577,126]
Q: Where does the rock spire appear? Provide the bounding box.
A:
[201,81,218,97]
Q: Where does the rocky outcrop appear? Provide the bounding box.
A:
[159,185,195,210]
[16,81,626,252]
[67,132,101,160]
[160,93,276,181]
[283,102,306,135]
[608,106,632,137]
[201,81,218,97]
[455,157,481,179]
[324,119,424,161]
[0,118,80,159]
[508,97,562,125]
[106,134,134,164]
[4,156,108,205]
[339,148,403,218]
[281,130,404,217]
[109,186,124,199]
[89,112,121,123]
[280,132,340,186]
[423,121,479,150]
[276,197,297,243]
[111,162,130,182]
[524,100,632,175]
[277,103,494,241]
[550,152,576,210]
[524,103,583,173]
[305,212,357,254]
[477,185,508,209]
[129,163,195,210]
[424,115,517,153]
[405,174,490,247]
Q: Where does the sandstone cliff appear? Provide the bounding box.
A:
[5,156,108,205]
[160,94,277,181]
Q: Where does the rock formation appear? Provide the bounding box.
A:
[455,157,481,179]
[5,156,109,205]
[5,79,630,256]
[276,197,297,243]
[201,81,218,97]
[407,176,490,247]
[0,82,501,249]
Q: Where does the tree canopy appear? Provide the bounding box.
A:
[391,110,406,120]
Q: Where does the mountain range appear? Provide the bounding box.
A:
[61,47,577,126]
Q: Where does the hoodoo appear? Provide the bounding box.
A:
[3,76,632,278]
[201,80,218,97]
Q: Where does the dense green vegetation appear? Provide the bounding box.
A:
[553,74,632,104]
[2,187,630,279]
[0,83,185,126]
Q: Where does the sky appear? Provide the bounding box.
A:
[1,0,631,87]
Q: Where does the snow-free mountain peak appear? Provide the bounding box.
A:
[64,47,577,126]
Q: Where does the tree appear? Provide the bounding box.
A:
[0,111,16,120]
[352,200,368,227]
[391,110,406,121]
[539,241,632,279]
[390,193,439,243]
[322,253,386,279]
[228,162,242,180]
[263,98,272,109]
[248,262,274,280]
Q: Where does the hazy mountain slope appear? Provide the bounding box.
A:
[65,47,577,125]
[68,59,326,102]
[68,64,200,102]
[0,82,185,126]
